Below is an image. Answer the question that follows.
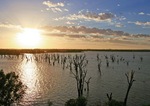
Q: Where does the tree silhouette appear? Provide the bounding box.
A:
[124,70,135,106]
[70,54,88,98]
[0,69,26,106]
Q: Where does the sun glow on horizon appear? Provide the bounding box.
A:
[16,28,42,48]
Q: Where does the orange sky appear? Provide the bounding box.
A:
[0,0,150,49]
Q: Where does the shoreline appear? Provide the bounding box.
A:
[0,49,150,55]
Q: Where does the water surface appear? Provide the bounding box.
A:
[0,51,150,106]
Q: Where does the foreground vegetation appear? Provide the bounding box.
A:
[0,70,26,106]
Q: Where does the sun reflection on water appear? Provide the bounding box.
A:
[19,54,40,103]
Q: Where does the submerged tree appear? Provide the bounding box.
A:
[47,99,53,106]
[106,93,123,106]
[123,70,135,106]
[97,54,102,75]
[105,70,135,106]
[70,54,88,98]
[85,77,92,93]
[0,69,26,106]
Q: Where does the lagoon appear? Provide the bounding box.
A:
[0,51,150,106]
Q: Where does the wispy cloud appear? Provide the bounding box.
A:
[54,11,127,28]
[41,25,150,44]
[66,21,75,25]
[68,12,115,22]
[51,7,62,12]
[117,16,126,21]
[0,23,22,29]
[138,12,145,15]
[54,11,115,22]
[147,13,150,16]
[129,21,150,26]
[43,1,67,13]
[138,12,150,16]
[135,21,150,26]
[117,4,120,6]
[115,23,124,28]
[64,9,69,12]
[43,1,64,8]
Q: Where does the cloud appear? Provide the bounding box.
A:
[54,11,115,22]
[135,21,150,26]
[117,16,126,21]
[43,1,66,12]
[138,12,145,15]
[115,23,124,28]
[43,1,64,7]
[51,7,62,12]
[41,25,150,44]
[41,26,121,37]
[67,12,115,22]
[138,12,150,16]
[117,4,120,6]
[147,13,150,16]
[66,21,75,25]
[54,11,126,28]
[64,9,69,12]
[129,21,150,26]
[110,20,125,28]
[0,23,22,29]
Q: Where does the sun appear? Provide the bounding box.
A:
[16,28,42,48]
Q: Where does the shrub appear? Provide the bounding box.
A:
[65,97,87,106]
[0,69,26,105]
[76,96,87,106]
[105,99,123,106]
[65,99,77,106]
[47,99,53,106]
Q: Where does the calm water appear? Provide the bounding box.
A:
[0,51,150,106]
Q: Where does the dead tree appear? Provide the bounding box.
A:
[106,59,109,67]
[106,92,123,106]
[68,56,73,71]
[85,77,92,92]
[106,71,135,106]
[98,59,102,75]
[97,54,102,75]
[123,70,135,106]
[70,54,88,98]
[106,93,112,101]
[62,56,67,70]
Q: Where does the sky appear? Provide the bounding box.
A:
[0,0,150,49]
